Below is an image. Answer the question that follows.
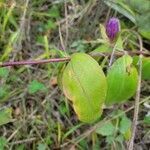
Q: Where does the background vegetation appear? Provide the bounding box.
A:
[0,0,149,150]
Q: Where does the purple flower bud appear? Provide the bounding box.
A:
[106,18,120,41]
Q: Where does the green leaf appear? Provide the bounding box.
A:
[99,24,109,41]
[71,40,87,52]
[90,44,113,63]
[44,20,56,30]
[0,68,9,78]
[136,14,150,40]
[0,137,7,150]
[106,136,115,144]
[129,0,150,13]
[62,53,107,123]
[124,128,131,140]
[138,28,150,40]
[115,36,123,51]
[28,80,46,94]
[57,64,66,90]
[0,86,9,99]
[104,0,136,23]
[36,35,45,44]
[79,139,88,149]
[106,55,138,105]
[115,135,124,143]
[92,44,112,53]
[48,5,60,18]
[144,116,150,125]
[119,115,131,140]
[133,56,150,80]
[0,108,12,126]
[141,57,150,80]
[96,122,115,136]
[37,143,46,150]
[119,116,131,134]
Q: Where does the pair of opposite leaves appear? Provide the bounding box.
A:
[62,53,138,123]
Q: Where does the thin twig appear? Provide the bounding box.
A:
[58,24,66,52]
[108,43,117,67]
[9,137,36,145]
[64,1,69,48]
[90,50,150,57]
[0,57,70,67]
[128,33,143,150]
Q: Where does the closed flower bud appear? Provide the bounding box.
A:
[106,18,120,41]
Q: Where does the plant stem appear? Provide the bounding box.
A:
[0,57,70,67]
[90,50,150,57]
[128,54,142,150]
[128,33,143,150]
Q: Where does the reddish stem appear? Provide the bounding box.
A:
[0,57,70,67]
